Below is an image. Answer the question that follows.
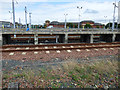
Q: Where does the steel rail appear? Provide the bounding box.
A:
[2,42,120,49]
[2,44,120,52]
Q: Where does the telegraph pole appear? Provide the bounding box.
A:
[25,6,27,28]
[29,13,32,29]
[9,11,12,23]
[104,16,107,29]
[19,18,21,24]
[19,18,21,28]
[112,1,118,31]
[109,20,111,29]
[64,14,68,29]
[12,0,15,29]
[77,6,82,29]
[118,1,120,24]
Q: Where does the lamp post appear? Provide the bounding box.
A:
[19,18,21,28]
[12,0,15,29]
[104,16,107,23]
[112,2,118,31]
[12,0,18,38]
[109,20,111,29]
[25,6,27,29]
[9,11,12,23]
[29,13,32,29]
[64,14,68,29]
[77,6,82,29]
[104,16,107,29]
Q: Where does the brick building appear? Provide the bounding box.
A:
[80,20,104,28]
[45,20,104,28]
[46,21,78,28]
[49,21,64,28]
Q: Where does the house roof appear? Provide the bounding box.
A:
[50,21,79,25]
[50,21,59,24]
[94,23,104,26]
[0,21,10,23]
[45,20,50,23]
[80,20,94,23]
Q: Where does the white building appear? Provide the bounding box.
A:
[0,21,11,28]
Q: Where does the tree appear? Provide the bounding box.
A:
[96,26,100,28]
[43,24,47,28]
[31,25,34,28]
[84,24,92,28]
[105,22,119,29]
[45,20,50,23]
[39,25,43,28]
[74,25,78,28]
[105,23,112,29]
[118,24,120,28]
[67,23,73,28]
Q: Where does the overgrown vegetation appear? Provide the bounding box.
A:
[2,59,120,88]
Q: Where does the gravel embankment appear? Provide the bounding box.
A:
[2,48,119,61]
[2,48,120,88]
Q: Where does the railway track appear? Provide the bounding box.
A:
[2,42,120,52]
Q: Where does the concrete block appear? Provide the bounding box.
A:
[22,52,27,55]
[76,49,81,52]
[34,52,38,54]
[56,50,60,53]
[9,53,14,56]
[67,50,71,53]
[46,51,50,54]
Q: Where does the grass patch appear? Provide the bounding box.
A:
[2,59,119,88]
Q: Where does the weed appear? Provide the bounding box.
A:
[95,73,99,80]
[3,74,10,79]
[12,73,24,78]
[80,74,88,79]
[2,59,119,88]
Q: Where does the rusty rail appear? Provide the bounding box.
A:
[2,43,120,52]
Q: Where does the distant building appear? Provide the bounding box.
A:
[0,21,24,28]
[93,23,104,28]
[80,20,104,28]
[49,21,64,28]
[80,20,94,26]
[46,20,104,28]
[15,22,22,28]
[66,22,78,28]
[46,21,78,28]
[21,24,26,28]
[0,21,11,28]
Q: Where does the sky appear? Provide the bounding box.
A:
[0,0,120,25]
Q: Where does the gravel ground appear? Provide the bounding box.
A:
[2,48,119,70]
[2,47,119,72]
[2,55,118,72]
[2,55,119,89]
[2,47,120,89]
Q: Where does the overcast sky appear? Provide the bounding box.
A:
[0,0,119,25]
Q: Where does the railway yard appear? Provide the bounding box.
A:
[2,42,120,61]
[1,0,120,88]
[1,29,120,89]
[2,42,120,88]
